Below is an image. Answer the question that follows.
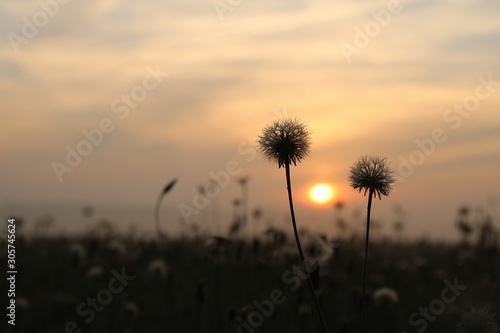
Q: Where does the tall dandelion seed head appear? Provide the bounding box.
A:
[349,155,395,199]
[258,118,311,168]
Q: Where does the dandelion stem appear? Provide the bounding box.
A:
[360,188,374,333]
[285,163,329,333]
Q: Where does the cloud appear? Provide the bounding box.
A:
[443,30,500,54]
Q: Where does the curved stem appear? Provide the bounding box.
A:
[154,194,165,250]
[285,163,329,333]
[360,189,373,333]
[154,179,178,251]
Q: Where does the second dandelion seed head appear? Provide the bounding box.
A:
[349,155,396,199]
[258,118,311,168]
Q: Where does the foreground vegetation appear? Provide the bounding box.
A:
[1,226,498,333]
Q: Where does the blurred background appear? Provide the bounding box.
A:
[0,0,499,331]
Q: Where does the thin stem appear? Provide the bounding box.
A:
[154,178,177,251]
[241,180,249,237]
[360,188,374,333]
[285,163,329,333]
[154,194,164,251]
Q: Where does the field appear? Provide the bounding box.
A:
[1,220,499,333]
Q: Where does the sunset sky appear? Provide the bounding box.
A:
[1,0,499,240]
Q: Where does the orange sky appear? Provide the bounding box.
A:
[1,0,499,239]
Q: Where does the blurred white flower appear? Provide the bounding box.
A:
[108,240,127,256]
[373,287,399,304]
[17,297,31,310]
[68,242,87,262]
[124,301,141,317]
[86,265,104,279]
[148,258,170,278]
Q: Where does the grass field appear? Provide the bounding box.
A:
[1,220,498,333]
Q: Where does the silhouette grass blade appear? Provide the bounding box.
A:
[154,178,178,250]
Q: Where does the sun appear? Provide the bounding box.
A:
[309,184,335,204]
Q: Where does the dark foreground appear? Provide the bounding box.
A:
[1,232,499,333]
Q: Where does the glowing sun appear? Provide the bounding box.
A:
[309,184,335,204]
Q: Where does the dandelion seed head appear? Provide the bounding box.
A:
[457,308,499,333]
[258,118,311,168]
[349,155,395,199]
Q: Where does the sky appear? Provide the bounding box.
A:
[1,0,499,240]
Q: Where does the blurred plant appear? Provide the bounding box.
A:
[393,221,404,233]
[334,200,349,236]
[477,213,494,249]
[252,208,262,220]
[263,227,287,250]
[457,307,499,333]
[91,218,114,239]
[197,181,217,234]
[473,207,496,249]
[154,178,178,250]
[349,155,395,333]
[258,118,329,333]
[238,176,250,236]
[456,206,473,246]
[82,205,93,218]
[252,207,263,234]
[195,279,205,333]
[68,242,87,266]
[207,236,231,259]
[81,206,94,235]
[393,204,407,240]
[147,258,170,278]
[197,184,209,229]
[124,301,141,318]
[372,287,399,305]
[207,236,229,331]
[34,214,55,236]
[229,198,242,238]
